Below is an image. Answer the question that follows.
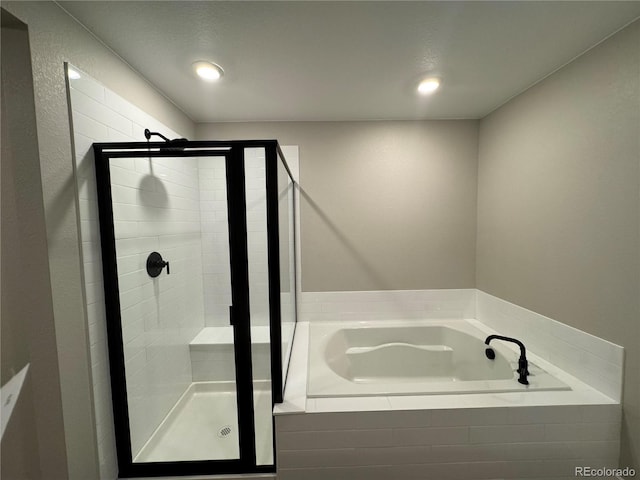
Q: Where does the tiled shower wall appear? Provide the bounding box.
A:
[245,150,270,326]
[68,66,275,477]
[110,154,205,456]
[199,150,270,328]
[199,157,232,326]
[69,67,204,476]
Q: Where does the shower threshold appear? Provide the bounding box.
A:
[133,381,273,465]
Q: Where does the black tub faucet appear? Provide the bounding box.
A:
[484,335,530,385]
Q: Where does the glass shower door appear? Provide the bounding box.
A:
[94,146,259,476]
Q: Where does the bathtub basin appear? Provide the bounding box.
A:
[307,320,570,397]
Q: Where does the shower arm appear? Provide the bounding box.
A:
[144,129,170,142]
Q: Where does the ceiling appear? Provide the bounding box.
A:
[59,1,640,123]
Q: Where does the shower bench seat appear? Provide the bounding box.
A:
[189,326,272,382]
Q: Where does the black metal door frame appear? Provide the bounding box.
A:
[93,142,277,477]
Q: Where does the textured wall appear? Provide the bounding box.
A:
[1,11,68,479]
[197,121,479,292]
[2,2,195,478]
[476,20,640,469]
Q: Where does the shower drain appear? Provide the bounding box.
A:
[217,425,233,438]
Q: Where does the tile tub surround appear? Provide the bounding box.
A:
[275,405,621,480]
[476,290,624,402]
[298,289,624,402]
[275,322,622,480]
[298,289,476,322]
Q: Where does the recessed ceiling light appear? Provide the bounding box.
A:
[193,61,224,82]
[417,77,440,95]
[68,68,81,80]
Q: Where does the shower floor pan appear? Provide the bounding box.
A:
[134,381,273,465]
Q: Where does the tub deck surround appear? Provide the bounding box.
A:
[274,311,621,479]
[298,289,624,402]
[307,320,569,397]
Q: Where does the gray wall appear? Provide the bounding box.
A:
[197,121,479,292]
[2,2,195,478]
[477,20,640,469]
[1,10,67,479]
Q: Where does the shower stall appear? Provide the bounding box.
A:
[93,138,297,477]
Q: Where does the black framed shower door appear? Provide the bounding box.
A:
[93,140,288,477]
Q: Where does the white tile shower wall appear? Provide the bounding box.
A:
[298,289,476,322]
[112,155,205,457]
[198,149,270,327]
[275,404,621,480]
[198,156,232,326]
[246,149,270,326]
[476,291,624,402]
[69,67,203,475]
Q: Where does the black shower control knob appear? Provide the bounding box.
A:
[146,251,170,277]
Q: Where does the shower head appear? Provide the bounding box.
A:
[144,128,189,152]
[163,138,189,152]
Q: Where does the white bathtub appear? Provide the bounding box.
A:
[307,319,570,397]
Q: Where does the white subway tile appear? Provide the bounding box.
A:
[83,261,102,284]
[469,424,545,443]
[73,132,97,159]
[544,423,619,442]
[70,76,104,102]
[566,440,619,461]
[278,429,394,450]
[107,127,134,143]
[72,89,133,136]
[476,291,623,401]
[71,110,109,140]
[580,405,621,424]
[278,466,394,480]
[507,405,582,425]
[431,407,509,426]
[392,426,469,446]
[278,448,358,468]
[430,443,511,462]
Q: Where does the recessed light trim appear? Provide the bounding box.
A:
[417,77,440,95]
[193,61,224,82]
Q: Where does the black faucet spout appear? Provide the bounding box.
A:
[484,335,530,385]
